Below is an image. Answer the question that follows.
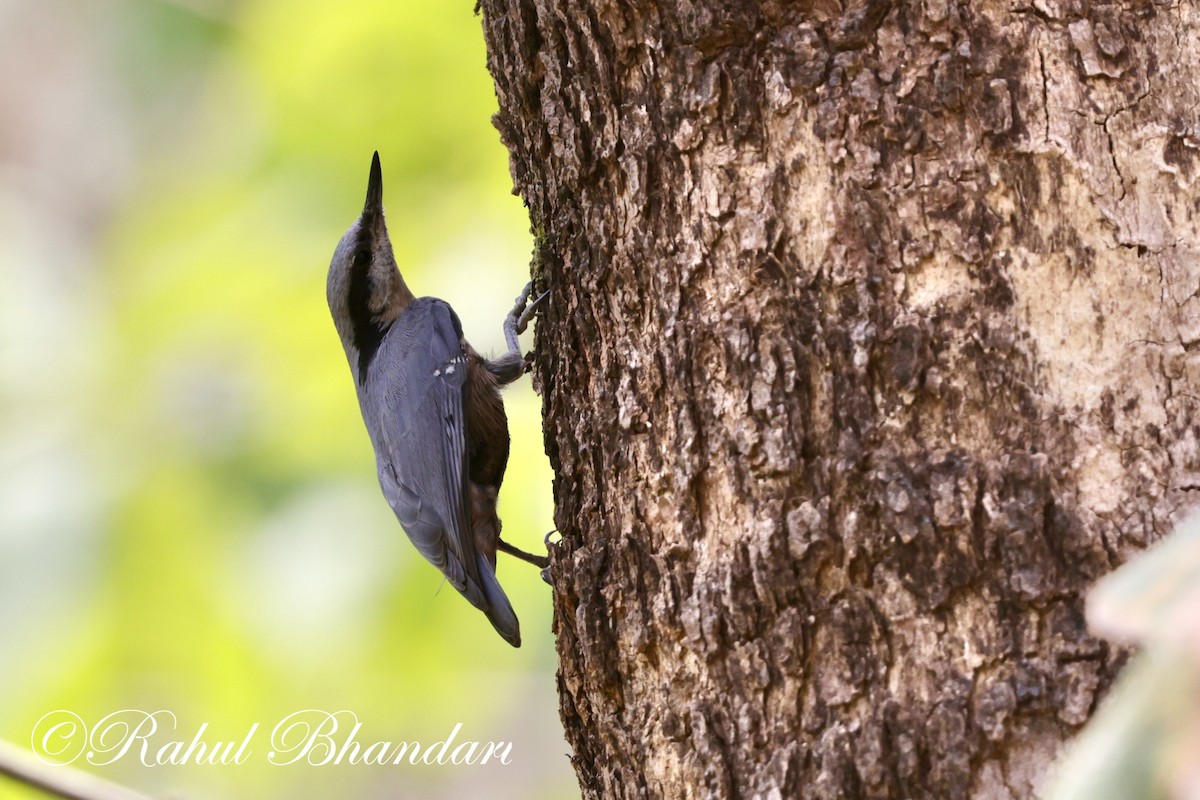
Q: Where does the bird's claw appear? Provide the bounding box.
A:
[507,282,533,321]
[539,529,560,585]
[516,288,550,335]
[503,282,548,355]
[505,282,549,335]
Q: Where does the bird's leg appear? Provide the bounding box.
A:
[498,538,550,569]
[487,282,550,385]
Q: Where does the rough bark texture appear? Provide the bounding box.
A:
[479,1,1200,797]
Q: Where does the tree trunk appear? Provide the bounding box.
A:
[479,1,1200,797]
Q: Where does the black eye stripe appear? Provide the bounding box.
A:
[348,239,386,384]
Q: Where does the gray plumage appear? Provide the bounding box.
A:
[367,299,518,642]
[326,152,546,648]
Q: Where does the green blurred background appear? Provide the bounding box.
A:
[0,1,574,797]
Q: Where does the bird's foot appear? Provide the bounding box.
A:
[515,287,550,335]
[502,282,550,353]
[539,529,563,585]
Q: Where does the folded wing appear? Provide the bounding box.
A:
[367,297,520,646]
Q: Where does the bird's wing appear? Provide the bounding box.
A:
[368,299,519,645]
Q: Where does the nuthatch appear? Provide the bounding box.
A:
[327,152,548,648]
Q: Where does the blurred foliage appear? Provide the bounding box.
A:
[1045,512,1200,800]
[0,1,574,798]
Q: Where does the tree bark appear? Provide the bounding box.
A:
[479,1,1200,797]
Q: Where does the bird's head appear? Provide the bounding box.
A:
[327,152,415,383]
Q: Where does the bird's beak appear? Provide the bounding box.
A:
[363,151,383,220]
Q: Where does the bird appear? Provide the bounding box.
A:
[326,152,549,648]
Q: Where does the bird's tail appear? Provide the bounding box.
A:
[477,553,521,647]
